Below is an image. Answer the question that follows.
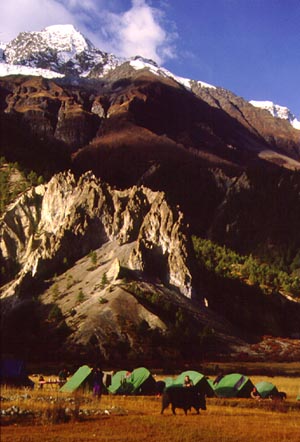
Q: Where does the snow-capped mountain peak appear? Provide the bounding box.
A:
[250,100,300,130]
[4,24,93,65]
[0,25,298,131]
[41,24,94,53]
[1,26,217,90]
[2,25,120,77]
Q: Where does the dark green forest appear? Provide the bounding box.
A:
[0,157,44,214]
[192,236,300,298]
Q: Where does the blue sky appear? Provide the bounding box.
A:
[164,0,300,118]
[1,0,299,117]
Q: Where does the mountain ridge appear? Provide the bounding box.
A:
[1,25,300,365]
[250,100,300,130]
[0,24,298,130]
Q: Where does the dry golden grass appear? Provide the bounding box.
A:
[2,401,300,442]
[203,361,300,376]
[1,375,300,442]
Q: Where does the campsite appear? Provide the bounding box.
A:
[1,362,300,442]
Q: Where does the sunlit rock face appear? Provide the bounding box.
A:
[0,171,193,299]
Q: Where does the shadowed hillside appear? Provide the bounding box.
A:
[1,70,300,365]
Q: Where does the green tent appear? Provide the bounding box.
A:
[108,367,156,395]
[171,370,215,397]
[207,378,217,395]
[60,365,92,393]
[213,373,254,398]
[163,377,176,389]
[108,370,131,394]
[130,367,157,394]
[255,381,278,399]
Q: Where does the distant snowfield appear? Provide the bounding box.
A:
[250,100,300,131]
[0,63,64,79]
[129,58,216,91]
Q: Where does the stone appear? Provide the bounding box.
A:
[0,171,193,299]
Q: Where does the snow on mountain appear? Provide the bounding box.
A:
[2,24,121,77]
[4,24,93,65]
[129,57,216,90]
[0,25,298,130]
[43,24,92,54]
[0,26,216,91]
[0,43,6,62]
[250,100,300,131]
[0,36,64,78]
[0,63,64,79]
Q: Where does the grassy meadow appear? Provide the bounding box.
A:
[1,373,300,442]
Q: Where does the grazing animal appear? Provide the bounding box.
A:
[271,391,287,400]
[161,386,206,415]
[155,381,166,396]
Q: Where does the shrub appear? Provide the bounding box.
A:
[48,304,63,321]
[51,284,60,301]
[98,296,108,304]
[101,272,108,288]
[26,170,39,186]
[42,402,71,424]
[77,288,85,303]
[150,292,160,304]
[89,250,98,266]
[66,275,74,289]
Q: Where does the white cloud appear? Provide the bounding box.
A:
[0,0,75,42]
[101,0,176,63]
[0,0,176,64]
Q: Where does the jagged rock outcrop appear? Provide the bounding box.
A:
[1,74,300,267]
[0,171,193,300]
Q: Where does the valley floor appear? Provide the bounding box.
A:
[1,389,300,442]
[2,403,300,442]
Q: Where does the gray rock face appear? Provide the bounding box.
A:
[4,25,121,77]
[0,171,193,299]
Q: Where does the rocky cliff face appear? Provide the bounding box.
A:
[1,76,100,152]
[1,87,299,365]
[1,25,300,364]
[0,171,193,300]
[189,83,300,163]
[2,70,299,171]
[0,171,211,363]
[1,73,300,266]
[1,171,299,363]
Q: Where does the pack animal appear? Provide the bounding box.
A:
[270,391,287,400]
[161,386,206,415]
